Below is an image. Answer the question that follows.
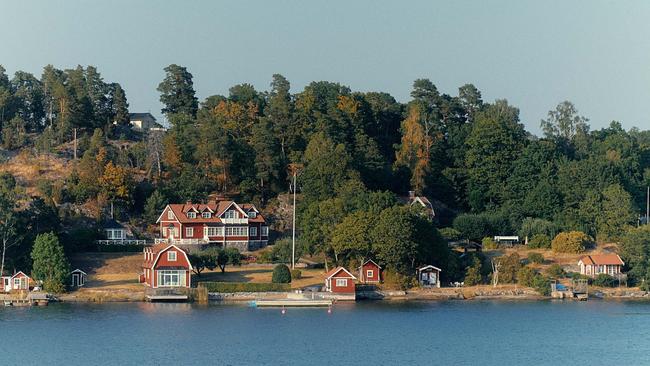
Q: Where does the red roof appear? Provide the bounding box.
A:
[159,201,266,224]
[324,267,357,279]
[579,254,624,266]
[143,244,192,270]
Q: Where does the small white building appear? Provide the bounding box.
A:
[70,269,87,287]
[129,113,162,131]
[417,265,442,288]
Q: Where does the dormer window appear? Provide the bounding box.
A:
[247,211,257,218]
[187,212,196,219]
[224,210,236,219]
[202,212,211,219]
[167,251,177,261]
[167,210,174,219]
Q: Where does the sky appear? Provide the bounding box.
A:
[2,0,650,134]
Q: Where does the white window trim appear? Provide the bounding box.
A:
[168,251,177,261]
[366,270,374,278]
[224,210,236,219]
[186,227,193,237]
[335,279,348,287]
[250,227,257,237]
[202,212,212,219]
[167,210,174,219]
[247,212,257,218]
[187,212,196,219]
[261,226,269,236]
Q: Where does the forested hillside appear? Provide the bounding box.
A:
[1,63,650,286]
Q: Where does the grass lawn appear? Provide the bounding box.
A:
[194,265,327,289]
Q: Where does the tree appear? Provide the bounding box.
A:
[619,226,650,286]
[464,257,482,286]
[31,232,70,293]
[331,211,374,267]
[301,132,351,202]
[272,264,292,283]
[0,192,19,279]
[596,184,635,241]
[189,251,217,276]
[157,64,198,118]
[551,231,592,254]
[541,101,589,141]
[371,206,419,275]
[394,104,432,193]
[216,247,241,273]
[111,83,129,125]
[99,161,133,206]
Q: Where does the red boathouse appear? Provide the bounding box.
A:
[358,259,381,283]
[142,244,192,289]
[324,267,357,294]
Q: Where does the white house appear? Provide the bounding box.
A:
[578,254,624,277]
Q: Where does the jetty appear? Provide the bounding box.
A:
[1,292,50,306]
[551,279,588,301]
[251,299,333,307]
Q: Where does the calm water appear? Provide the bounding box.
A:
[1,300,649,365]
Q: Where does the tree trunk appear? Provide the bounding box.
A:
[0,237,6,279]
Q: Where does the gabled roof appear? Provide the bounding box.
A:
[324,267,357,280]
[579,254,624,266]
[217,201,248,217]
[143,244,193,271]
[11,271,30,279]
[358,259,381,269]
[102,219,125,229]
[157,201,267,224]
[129,112,156,121]
[417,265,442,272]
[71,269,87,275]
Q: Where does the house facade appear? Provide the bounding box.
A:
[142,244,192,289]
[2,271,31,292]
[578,254,624,277]
[358,260,381,283]
[324,267,356,294]
[129,113,162,131]
[156,200,269,252]
[417,265,442,288]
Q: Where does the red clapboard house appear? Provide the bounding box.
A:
[156,200,269,252]
[142,244,192,289]
[2,271,31,292]
[324,267,357,294]
[358,260,381,283]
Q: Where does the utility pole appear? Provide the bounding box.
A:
[646,186,649,225]
[73,128,77,160]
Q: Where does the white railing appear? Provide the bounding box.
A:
[155,238,208,245]
[96,239,147,245]
[221,218,248,224]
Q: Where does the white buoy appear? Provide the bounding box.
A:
[281,307,286,315]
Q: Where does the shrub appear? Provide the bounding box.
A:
[383,270,415,290]
[198,282,291,292]
[453,214,489,241]
[481,237,498,250]
[517,266,537,287]
[439,227,461,242]
[527,252,545,264]
[546,264,565,278]
[290,269,302,280]
[272,264,292,283]
[566,272,589,281]
[527,234,551,249]
[591,273,617,287]
[551,231,592,254]
[532,274,551,296]
[464,257,482,286]
[496,253,521,284]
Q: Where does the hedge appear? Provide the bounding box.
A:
[198,282,291,293]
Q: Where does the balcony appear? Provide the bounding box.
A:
[221,218,248,224]
[155,238,209,245]
[96,239,148,245]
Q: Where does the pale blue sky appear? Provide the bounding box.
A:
[2,0,649,133]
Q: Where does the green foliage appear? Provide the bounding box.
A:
[516,266,537,287]
[551,231,592,254]
[527,234,551,249]
[157,64,198,118]
[481,237,498,250]
[383,269,415,290]
[271,264,292,284]
[596,184,635,241]
[464,257,482,286]
[453,214,488,240]
[496,253,521,284]
[531,274,551,296]
[189,250,217,276]
[216,247,241,273]
[619,225,650,286]
[591,273,618,287]
[290,269,302,280]
[546,264,565,278]
[30,232,70,293]
[518,218,558,240]
[526,252,545,264]
[439,227,461,242]
[198,282,290,293]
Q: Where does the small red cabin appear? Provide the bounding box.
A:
[324,267,356,293]
[358,259,381,283]
[142,244,193,289]
[2,271,31,292]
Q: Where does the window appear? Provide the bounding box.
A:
[187,212,196,219]
[157,270,185,287]
[168,251,177,261]
[226,227,247,236]
[247,211,257,218]
[167,210,174,219]
[14,278,20,288]
[261,226,269,236]
[367,270,374,279]
[249,227,257,237]
[224,210,236,219]
[205,226,224,237]
[202,212,211,219]
[167,227,176,238]
[186,227,194,237]
[335,279,348,287]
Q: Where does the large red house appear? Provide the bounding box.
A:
[142,244,192,289]
[324,267,357,294]
[358,259,381,283]
[156,200,269,252]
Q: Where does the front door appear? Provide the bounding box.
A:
[72,273,79,287]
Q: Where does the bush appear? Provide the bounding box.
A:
[546,264,565,278]
[481,237,498,250]
[551,231,592,254]
[591,273,617,287]
[464,257,482,286]
[527,252,545,264]
[527,234,551,249]
[198,282,291,292]
[566,272,589,281]
[496,253,521,284]
[439,227,461,242]
[290,269,302,280]
[272,264,292,283]
[383,269,415,290]
[532,274,551,296]
[517,266,537,287]
[453,214,489,241]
